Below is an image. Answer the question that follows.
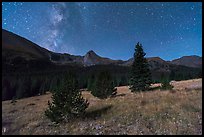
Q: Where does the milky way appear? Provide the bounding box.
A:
[2,2,202,60]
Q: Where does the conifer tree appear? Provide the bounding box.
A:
[45,72,89,123]
[87,78,92,91]
[129,42,152,92]
[87,74,95,91]
[160,78,173,90]
[91,71,117,99]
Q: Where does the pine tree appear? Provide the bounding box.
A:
[39,81,45,95]
[31,78,41,96]
[49,77,60,93]
[87,79,93,91]
[169,70,175,81]
[87,74,95,91]
[91,71,117,99]
[160,78,173,90]
[16,76,31,99]
[45,72,89,123]
[129,42,152,92]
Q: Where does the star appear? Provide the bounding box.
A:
[2,2,201,61]
[190,6,194,10]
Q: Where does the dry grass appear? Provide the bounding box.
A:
[2,78,202,135]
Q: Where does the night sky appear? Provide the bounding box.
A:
[2,2,202,61]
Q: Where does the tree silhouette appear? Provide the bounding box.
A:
[91,71,117,99]
[129,42,152,92]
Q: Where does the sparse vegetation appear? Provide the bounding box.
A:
[2,78,202,135]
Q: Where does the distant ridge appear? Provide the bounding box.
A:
[2,29,202,68]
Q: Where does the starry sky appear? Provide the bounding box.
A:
[2,2,202,61]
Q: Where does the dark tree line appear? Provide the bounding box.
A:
[2,64,201,101]
[2,65,130,101]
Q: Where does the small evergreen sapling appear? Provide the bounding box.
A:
[91,71,117,99]
[160,79,174,90]
[45,72,89,123]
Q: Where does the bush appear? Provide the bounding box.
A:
[45,72,89,123]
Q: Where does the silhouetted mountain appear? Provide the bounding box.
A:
[2,29,84,67]
[83,50,123,66]
[2,29,51,60]
[170,55,202,68]
[2,29,202,69]
[2,29,124,67]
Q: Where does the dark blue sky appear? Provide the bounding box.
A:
[2,2,202,61]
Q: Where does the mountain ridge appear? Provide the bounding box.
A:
[2,29,202,68]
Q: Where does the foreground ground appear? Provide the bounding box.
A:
[2,78,202,135]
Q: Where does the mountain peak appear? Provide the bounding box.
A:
[85,50,99,58]
[170,55,202,68]
[180,55,201,59]
[84,50,100,66]
[87,50,94,53]
[147,57,165,62]
[86,50,97,55]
